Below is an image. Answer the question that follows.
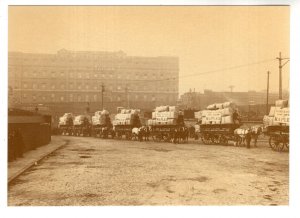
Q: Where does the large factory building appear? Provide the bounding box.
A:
[8,49,179,123]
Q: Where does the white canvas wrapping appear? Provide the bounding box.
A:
[215,103,223,109]
[169,106,178,112]
[194,111,202,119]
[222,101,236,109]
[274,107,289,124]
[155,111,178,119]
[220,107,233,116]
[275,100,288,108]
[269,106,280,117]
[221,115,233,124]
[207,104,216,110]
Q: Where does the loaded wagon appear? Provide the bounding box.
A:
[196,123,241,145]
[73,115,92,137]
[58,113,74,136]
[91,110,115,139]
[148,105,186,143]
[113,108,141,140]
[194,101,241,145]
[264,125,289,152]
[263,100,289,152]
[150,124,185,142]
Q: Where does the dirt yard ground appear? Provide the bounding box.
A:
[8,136,289,206]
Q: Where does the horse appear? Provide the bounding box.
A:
[234,128,250,146]
[132,126,146,141]
[143,126,151,141]
[249,125,263,147]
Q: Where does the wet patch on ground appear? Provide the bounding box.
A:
[213,188,227,194]
[79,155,92,159]
[142,147,173,152]
[185,176,209,183]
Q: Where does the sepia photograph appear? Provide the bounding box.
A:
[3,1,296,211]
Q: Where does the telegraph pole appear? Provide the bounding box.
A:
[125,85,129,108]
[276,52,289,100]
[266,71,270,114]
[101,83,105,110]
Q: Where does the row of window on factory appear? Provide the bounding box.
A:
[20,93,176,103]
[14,81,177,92]
[10,69,177,81]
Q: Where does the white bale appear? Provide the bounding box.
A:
[222,115,233,124]
[155,105,169,112]
[169,106,178,112]
[207,104,216,110]
[275,100,288,108]
[274,107,289,124]
[269,106,280,117]
[222,101,236,109]
[220,107,233,116]
[101,110,109,115]
[194,111,202,119]
[215,103,224,109]
[152,112,156,119]
[94,111,102,116]
[63,113,73,118]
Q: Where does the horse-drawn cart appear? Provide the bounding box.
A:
[150,124,186,142]
[264,125,289,152]
[114,125,137,140]
[263,100,289,152]
[196,123,241,145]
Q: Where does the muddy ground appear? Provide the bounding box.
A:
[8,136,289,206]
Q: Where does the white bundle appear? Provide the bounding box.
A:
[219,107,233,116]
[207,104,216,110]
[101,110,109,115]
[130,109,140,115]
[155,105,169,112]
[154,111,178,119]
[274,107,289,125]
[268,106,280,117]
[63,113,73,118]
[115,113,132,120]
[215,103,224,109]
[194,111,202,119]
[221,115,233,124]
[222,101,236,109]
[275,100,288,108]
[169,106,178,112]
[92,114,106,125]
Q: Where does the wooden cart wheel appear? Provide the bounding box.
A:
[269,136,280,151]
[220,135,228,145]
[211,135,220,144]
[201,135,207,144]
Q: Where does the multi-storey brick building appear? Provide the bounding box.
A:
[8,49,179,120]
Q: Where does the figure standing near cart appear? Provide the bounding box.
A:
[233,109,241,124]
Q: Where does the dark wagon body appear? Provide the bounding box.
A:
[196,123,241,145]
[264,125,289,152]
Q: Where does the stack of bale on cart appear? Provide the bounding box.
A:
[194,101,237,125]
[263,100,289,127]
[58,113,74,127]
[73,114,91,126]
[113,109,141,127]
[92,110,112,127]
[148,105,183,125]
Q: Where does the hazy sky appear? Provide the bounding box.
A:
[8,6,290,95]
